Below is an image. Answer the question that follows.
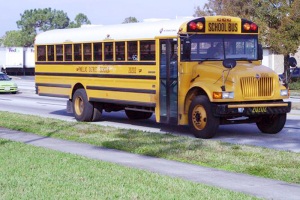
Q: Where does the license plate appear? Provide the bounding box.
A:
[4,86,10,91]
[252,107,267,113]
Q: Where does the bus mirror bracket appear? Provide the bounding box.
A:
[288,57,297,68]
[258,44,263,60]
[182,38,191,61]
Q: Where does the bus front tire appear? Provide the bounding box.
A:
[256,114,286,134]
[188,96,219,139]
[125,110,153,120]
[73,89,93,122]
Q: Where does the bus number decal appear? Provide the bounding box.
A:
[98,66,110,73]
[128,67,136,74]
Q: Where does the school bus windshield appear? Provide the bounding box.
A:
[189,35,258,61]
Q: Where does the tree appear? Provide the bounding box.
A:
[68,13,91,28]
[16,8,70,46]
[122,17,139,24]
[6,8,91,47]
[1,30,29,47]
[194,0,300,86]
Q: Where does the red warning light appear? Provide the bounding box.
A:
[250,23,258,31]
[189,22,197,31]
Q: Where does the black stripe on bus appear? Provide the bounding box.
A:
[39,93,69,98]
[35,72,156,80]
[36,61,156,65]
[36,83,72,88]
[90,98,156,107]
[86,86,156,94]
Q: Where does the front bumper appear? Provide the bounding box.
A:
[213,101,291,117]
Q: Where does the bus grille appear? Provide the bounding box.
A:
[240,77,273,98]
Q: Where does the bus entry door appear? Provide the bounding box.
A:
[159,39,178,124]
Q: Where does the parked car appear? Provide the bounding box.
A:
[0,72,18,94]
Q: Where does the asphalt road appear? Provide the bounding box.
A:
[1,76,299,152]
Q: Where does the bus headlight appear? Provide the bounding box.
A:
[213,92,234,99]
[280,89,289,96]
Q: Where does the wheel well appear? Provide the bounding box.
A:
[184,87,208,114]
[71,83,85,100]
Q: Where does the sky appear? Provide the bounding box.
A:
[0,0,207,37]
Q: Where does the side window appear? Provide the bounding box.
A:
[64,44,72,61]
[128,41,138,61]
[37,46,46,61]
[56,45,63,61]
[140,40,155,61]
[83,43,92,61]
[74,44,82,61]
[93,43,102,61]
[47,45,54,61]
[115,42,125,61]
[104,42,113,61]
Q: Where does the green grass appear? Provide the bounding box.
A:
[289,80,300,90]
[0,139,258,200]
[0,111,299,185]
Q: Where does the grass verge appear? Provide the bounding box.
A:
[0,139,258,200]
[0,111,299,185]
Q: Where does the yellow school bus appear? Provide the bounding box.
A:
[34,16,291,138]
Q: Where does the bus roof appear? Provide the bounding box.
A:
[35,17,195,45]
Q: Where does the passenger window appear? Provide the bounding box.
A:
[93,43,102,61]
[128,41,138,61]
[115,42,125,61]
[64,44,72,61]
[140,41,155,61]
[47,45,54,61]
[56,45,63,61]
[83,43,92,61]
[37,46,46,61]
[104,42,113,61]
[74,44,82,61]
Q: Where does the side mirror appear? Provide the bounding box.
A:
[288,57,297,68]
[258,44,263,60]
[182,38,191,61]
[223,59,236,69]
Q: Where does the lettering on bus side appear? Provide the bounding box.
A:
[208,22,238,32]
[76,66,88,72]
[76,66,110,73]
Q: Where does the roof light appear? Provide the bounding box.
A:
[189,22,197,31]
[250,23,258,31]
[196,22,204,30]
[243,23,251,31]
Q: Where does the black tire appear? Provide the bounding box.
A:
[256,114,286,134]
[92,103,103,122]
[188,96,219,139]
[72,89,93,122]
[125,110,153,120]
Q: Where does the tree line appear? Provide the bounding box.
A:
[0,8,138,47]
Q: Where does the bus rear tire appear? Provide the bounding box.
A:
[125,110,152,120]
[256,114,286,134]
[73,89,93,122]
[188,96,219,139]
